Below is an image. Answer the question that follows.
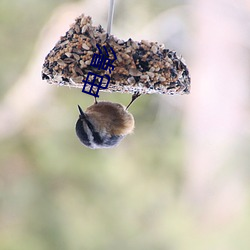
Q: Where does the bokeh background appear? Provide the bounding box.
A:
[1,0,250,249]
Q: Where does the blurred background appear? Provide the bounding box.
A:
[1,0,250,249]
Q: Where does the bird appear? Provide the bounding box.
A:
[75,92,140,149]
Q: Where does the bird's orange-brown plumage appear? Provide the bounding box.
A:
[85,102,134,135]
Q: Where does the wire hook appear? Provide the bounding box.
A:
[107,0,115,35]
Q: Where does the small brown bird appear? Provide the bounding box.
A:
[75,93,140,149]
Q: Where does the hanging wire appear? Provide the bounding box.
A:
[107,0,115,35]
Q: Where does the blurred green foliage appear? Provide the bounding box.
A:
[0,0,70,98]
[0,1,187,249]
[1,1,250,250]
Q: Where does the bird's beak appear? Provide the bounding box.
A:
[77,105,86,119]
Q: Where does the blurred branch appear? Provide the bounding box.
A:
[0,0,189,139]
[0,0,110,139]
